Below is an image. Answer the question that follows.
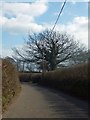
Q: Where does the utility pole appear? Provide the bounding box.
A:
[22,61,24,72]
[42,41,45,81]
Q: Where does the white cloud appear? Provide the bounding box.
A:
[2,16,88,57]
[3,15,44,34]
[0,1,88,39]
[0,1,88,57]
[0,15,7,25]
[0,1,48,34]
[2,0,89,2]
[2,48,12,58]
[2,1,48,17]
[43,16,88,47]
[71,1,76,5]
[58,16,88,47]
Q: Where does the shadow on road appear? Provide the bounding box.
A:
[28,83,88,118]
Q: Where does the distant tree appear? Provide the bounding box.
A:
[13,30,87,71]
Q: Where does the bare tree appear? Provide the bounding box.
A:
[13,30,87,71]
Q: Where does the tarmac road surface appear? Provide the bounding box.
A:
[3,83,88,118]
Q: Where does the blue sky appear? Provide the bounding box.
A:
[0,1,88,57]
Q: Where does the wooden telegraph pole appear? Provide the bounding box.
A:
[42,42,45,81]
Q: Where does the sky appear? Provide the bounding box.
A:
[0,0,89,57]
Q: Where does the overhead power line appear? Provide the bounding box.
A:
[41,0,67,74]
[38,0,67,41]
[51,0,67,33]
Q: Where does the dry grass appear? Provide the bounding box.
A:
[2,59,21,112]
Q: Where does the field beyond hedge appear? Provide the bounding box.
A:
[20,63,89,100]
[2,59,21,112]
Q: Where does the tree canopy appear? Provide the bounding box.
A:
[13,30,87,71]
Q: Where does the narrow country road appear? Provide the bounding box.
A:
[3,83,88,118]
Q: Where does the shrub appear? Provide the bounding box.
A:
[19,73,32,82]
[2,59,21,112]
[32,63,89,100]
[31,73,42,83]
